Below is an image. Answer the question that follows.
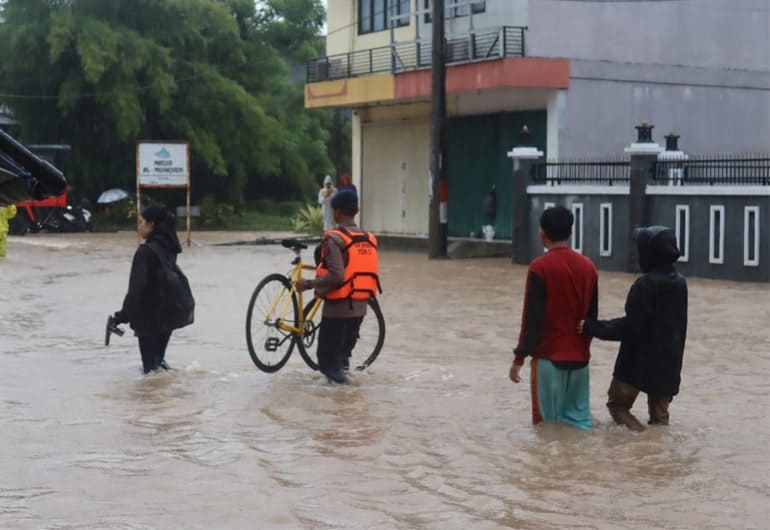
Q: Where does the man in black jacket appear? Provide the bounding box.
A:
[580,226,688,431]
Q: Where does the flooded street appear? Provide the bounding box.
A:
[1,232,769,529]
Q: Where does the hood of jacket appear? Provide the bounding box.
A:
[634,225,680,272]
[146,220,182,255]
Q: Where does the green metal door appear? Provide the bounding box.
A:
[447,111,547,239]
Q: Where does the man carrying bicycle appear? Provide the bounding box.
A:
[296,190,380,385]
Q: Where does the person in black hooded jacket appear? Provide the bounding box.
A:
[113,205,183,374]
[579,226,688,431]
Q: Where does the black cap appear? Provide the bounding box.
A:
[331,190,358,211]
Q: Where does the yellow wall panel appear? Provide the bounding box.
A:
[305,74,395,109]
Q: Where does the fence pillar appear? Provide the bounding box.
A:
[624,121,662,272]
[658,133,688,186]
[507,126,543,265]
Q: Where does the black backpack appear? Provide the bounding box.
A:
[146,242,195,331]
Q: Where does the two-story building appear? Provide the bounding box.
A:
[305,0,770,240]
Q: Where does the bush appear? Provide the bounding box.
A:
[291,203,324,235]
[252,198,304,217]
[200,196,235,227]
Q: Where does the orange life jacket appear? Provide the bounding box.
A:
[316,227,381,301]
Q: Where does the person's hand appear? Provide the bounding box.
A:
[509,362,522,383]
[113,311,127,325]
[295,279,310,293]
[577,320,585,334]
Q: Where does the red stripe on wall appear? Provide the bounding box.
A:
[394,57,570,100]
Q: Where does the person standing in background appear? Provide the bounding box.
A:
[337,173,357,196]
[318,175,337,231]
[0,204,17,257]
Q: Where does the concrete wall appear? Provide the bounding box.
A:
[527,0,770,72]
[527,0,770,157]
[647,193,770,282]
[528,193,631,273]
[525,187,770,282]
[554,62,770,156]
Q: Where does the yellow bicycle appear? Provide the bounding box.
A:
[245,238,385,373]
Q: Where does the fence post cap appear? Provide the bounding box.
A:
[635,120,655,143]
[658,150,688,161]
[507,146,543,159]
[625,142,663,155]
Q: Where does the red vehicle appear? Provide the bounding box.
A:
[7,144,92,235]
[11,191,66,234]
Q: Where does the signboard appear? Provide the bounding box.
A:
[136,140,192,246]
[137,142,189,187]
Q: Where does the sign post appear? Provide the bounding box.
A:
[136,142,191,246]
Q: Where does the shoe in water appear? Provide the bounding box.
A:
[159,360,172,371]
[324,369,351,385]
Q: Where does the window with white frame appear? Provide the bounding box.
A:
[709,205,725,264]
[360,0,409,35]
[675,205,690,262]
[599,203,612,257]
[571,203,584,254]
[744,206,760,267]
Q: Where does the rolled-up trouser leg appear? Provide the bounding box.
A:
[607,378,645,431]
[647,395,672,425]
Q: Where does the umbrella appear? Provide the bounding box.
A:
[97,188,129,204]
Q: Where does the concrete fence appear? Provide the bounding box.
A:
[509,125,770,282]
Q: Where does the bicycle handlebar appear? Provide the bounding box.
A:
[281,239,307,251]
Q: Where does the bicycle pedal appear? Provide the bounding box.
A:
[264,337,280,352]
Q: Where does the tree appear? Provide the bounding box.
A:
[0,0,335,205]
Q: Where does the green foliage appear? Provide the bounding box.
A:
[252,198,304,217]
[291,203,324,235]
[0,0,341,207]
[200,195,236,227]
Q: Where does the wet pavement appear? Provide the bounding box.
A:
[1,232,769,529]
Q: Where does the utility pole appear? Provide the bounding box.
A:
[333,108,343,178]
[428,0,447,258]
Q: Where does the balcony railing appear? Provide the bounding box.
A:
[307,26,527,83]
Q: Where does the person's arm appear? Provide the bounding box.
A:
[297,235,345,295]
[582,278,647,342]
[588,278,598,321]
[318,189,325,205]
[582,316,625,341]
[115,246,152,324]
[510,270,545,382]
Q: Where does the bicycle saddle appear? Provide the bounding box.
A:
[281,239,307,251]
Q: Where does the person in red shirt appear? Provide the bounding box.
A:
[510,205,599,430]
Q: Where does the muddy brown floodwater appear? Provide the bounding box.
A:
[1,232,769,529]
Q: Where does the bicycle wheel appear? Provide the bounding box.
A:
[245,273,299,372]
[297,297,385,372]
